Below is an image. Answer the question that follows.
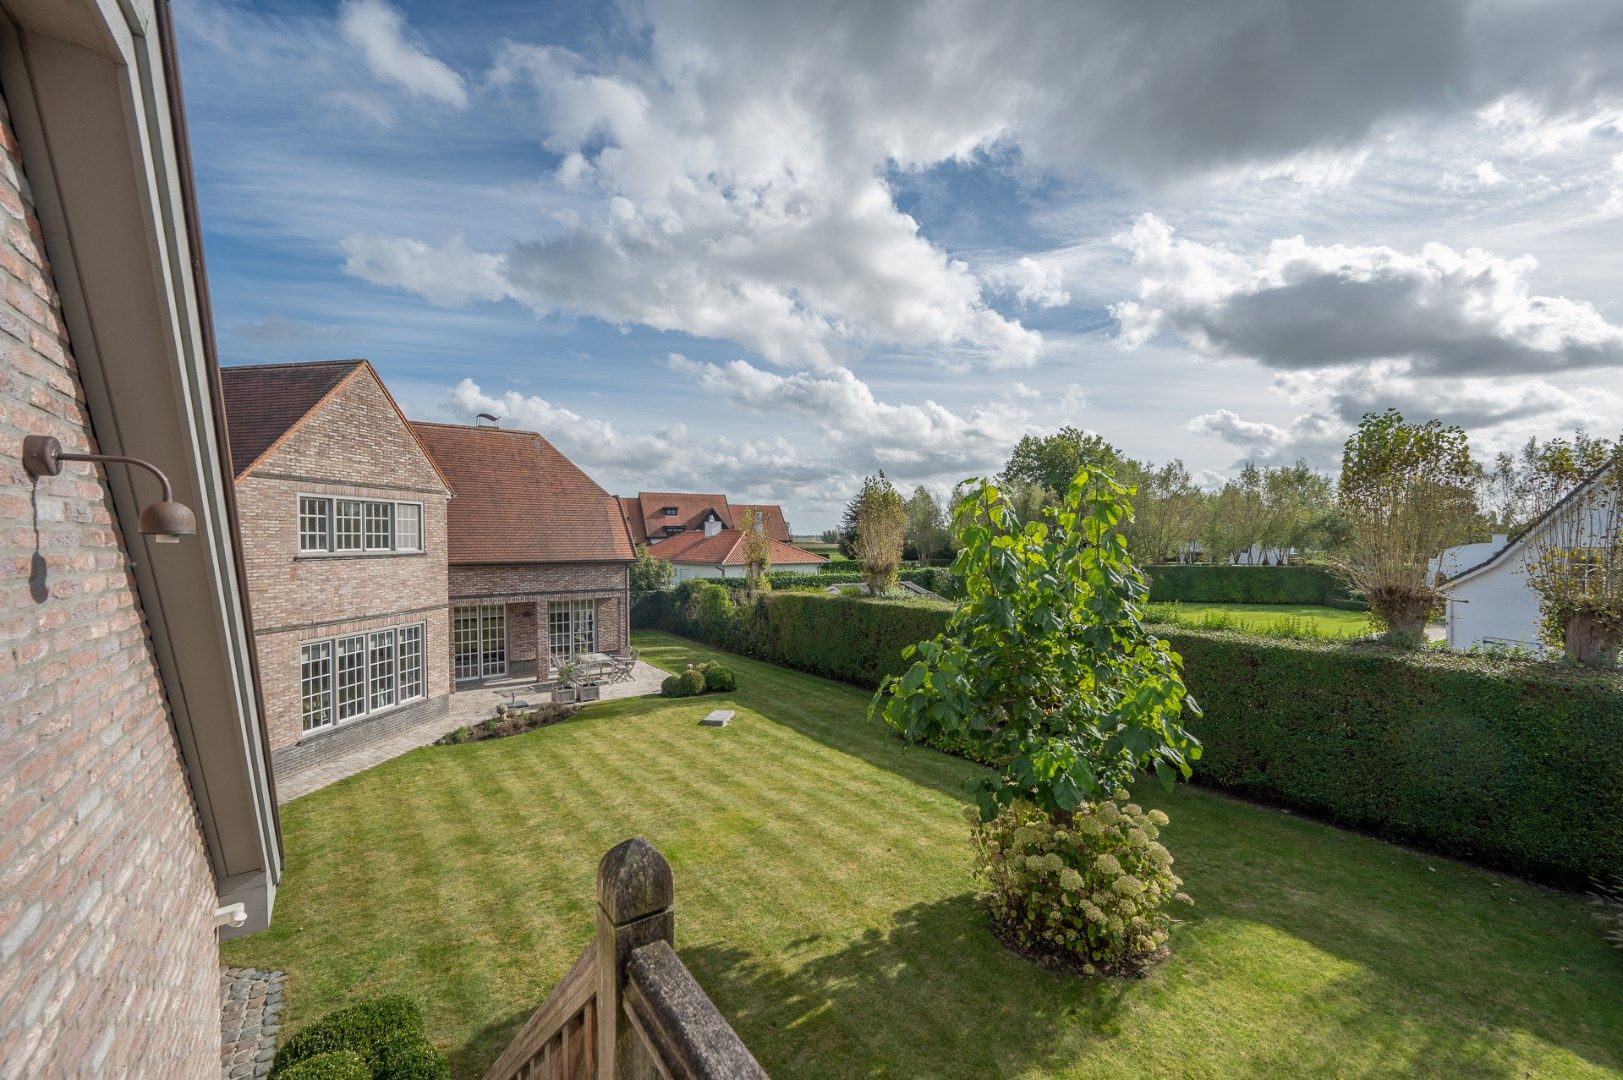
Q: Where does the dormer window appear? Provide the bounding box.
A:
[663,507,678,516]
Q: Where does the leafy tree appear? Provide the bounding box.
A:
[1121,458,1204,563]
[1516,434,1623,666]
[1334,410,1479,641]
[818,528,841,545]
[903,485,950,563]
[870,469,1201,822]
[628,543,675,592]
[848,473,908,593]
[999,427,1124,504]
[1260,461,1336,563]
[737,509,773,595]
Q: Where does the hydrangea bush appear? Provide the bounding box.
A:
[971,797,1189,972]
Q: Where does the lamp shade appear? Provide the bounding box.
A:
[139,499,197,540]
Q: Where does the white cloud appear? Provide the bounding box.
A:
[340,233,508,307]
[1473,160,1505,185]
[984,256,1071,309]
[339,0,467,108]
[1186,408,1345,469]
[1112,214,1623,376]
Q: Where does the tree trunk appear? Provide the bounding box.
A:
[1565,612,1623,668]
[1370,587,1434,641]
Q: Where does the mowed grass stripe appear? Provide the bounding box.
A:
[225,632,1623,1079]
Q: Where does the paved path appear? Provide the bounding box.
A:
[220,967,284,1080]
[275,661,667,804]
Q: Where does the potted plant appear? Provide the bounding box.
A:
[551,658,580,704]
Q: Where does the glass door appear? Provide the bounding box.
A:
[453,604,506,682]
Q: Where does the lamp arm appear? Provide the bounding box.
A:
[56,451,175,502]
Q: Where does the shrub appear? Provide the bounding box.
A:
[972,800,1189,973]
[270,997,429,1078]
[277,1052,370,1080]
[697,661,736,692]
[1144,564,1358,606]
[434,705,574,745]
[678,667,707,696]
[660,673,688,697]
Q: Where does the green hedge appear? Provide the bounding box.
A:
[637,588,1622,886]
[689,566,965,597]
[270,996,448,1080]
[1145,564,1360,607]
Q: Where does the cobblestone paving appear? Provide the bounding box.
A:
[220,967,284,1080]
[275,661,667,804]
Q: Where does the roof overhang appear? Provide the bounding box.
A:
[0,0,281,935]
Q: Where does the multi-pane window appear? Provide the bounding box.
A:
[300,641,333,732]
[364,502,394,550]
[547,598,597,661]
[335,635,367,720]
[368,629,396,712]
[298,623,424,734]
[398,625,424,700]
[334,500,364,551]
[396,503,422,551]
[298,497,330,553]
[297,496,422,554]
[452,604,506,682]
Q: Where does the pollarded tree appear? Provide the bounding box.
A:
[737,508,774,596]
[870,468,1201,970]
[1334,409,1479,642]
[848,473,907,593]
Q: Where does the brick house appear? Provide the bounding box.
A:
[0,1,280,1073]
[221,361,454,775]
[620,491,826,581]
[412,422,637,683]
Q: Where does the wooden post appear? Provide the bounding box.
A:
[595,837,675,1079]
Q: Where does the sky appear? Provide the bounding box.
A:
[176,0,1623,533]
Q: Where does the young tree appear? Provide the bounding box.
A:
[872,469,1200,819]
[737,509,774,595]
[903,485,950,563]
[1518,435,1623,666]
[1334,410,1479,641]
[999,427,1124,504]
[1261,461,1336,564]
[848,473,908,593]
[628,543,675,592]
[1122,458,1204,563]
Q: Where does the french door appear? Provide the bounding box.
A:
[547,598,597,663]
[453,604,506,682]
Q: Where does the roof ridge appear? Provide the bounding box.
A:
[223,359,366,372]
[407,419,542,437]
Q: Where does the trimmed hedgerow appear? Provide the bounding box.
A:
[1144,564,1360,607]
[269,996,447,1080]
[640,589,1623,886]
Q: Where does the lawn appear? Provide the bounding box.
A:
[223,631,1623,1079]
[1145,601,1371,639]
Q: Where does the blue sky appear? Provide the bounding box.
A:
[177,0,1623,531]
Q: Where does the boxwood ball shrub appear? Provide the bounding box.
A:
[972,799,1189,973]
[269,995,447,1079]
[697,660,736,691]
[277,1052,370,1080]
[678,667,707,696]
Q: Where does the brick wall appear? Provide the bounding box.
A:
[0,90,220,1077]
[236,370,451,754]
[450,562,629,678]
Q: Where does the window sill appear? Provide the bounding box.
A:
[298,692,430,743]
[295,550,427,560]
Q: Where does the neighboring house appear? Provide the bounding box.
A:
[1440,472,1616,652]
[1430,533,1509,582]
[0,1,281,1073]
[619,491,826,581]
[412,423,637,683]
[222,361,454,776]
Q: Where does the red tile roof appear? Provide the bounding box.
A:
[219,360,364,478]
[410,422,636,565]
[619,492,794,544]
[645,528,826,567]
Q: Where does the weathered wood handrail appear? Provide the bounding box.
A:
[484,838,766,1080]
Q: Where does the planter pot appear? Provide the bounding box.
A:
[578,684,601,702]
[552,688,578,704]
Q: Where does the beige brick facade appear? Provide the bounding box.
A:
[0,90,220,1077]
[449,562,629,679]
[235,370,453,756]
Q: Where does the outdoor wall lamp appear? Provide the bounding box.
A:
[23,434,197,543]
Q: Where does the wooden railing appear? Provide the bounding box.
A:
[485,838,767,1080]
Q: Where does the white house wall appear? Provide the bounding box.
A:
[1445,561,1544,652]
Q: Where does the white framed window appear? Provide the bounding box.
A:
[547,598,598,661]
[300,641,333,732]
[297,496,424,555]
[396,503,422,551]
[298,496,330,553]
[298,622,424,734]
[398,625,424,700]
[453,604,506,682]
[334,499,363,551]
[335,635,367,720]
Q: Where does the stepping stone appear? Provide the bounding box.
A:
[699,710,734,727]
